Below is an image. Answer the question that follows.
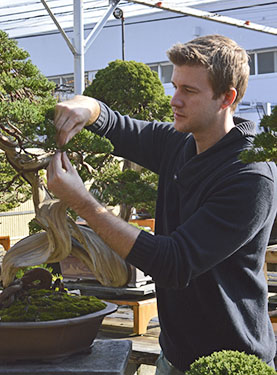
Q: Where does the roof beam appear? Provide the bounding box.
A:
[84,0,120,54]
[40,0,77,55]
[129,0,277,36]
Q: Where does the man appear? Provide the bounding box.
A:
[47,34,277,372]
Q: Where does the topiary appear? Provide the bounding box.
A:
[84,59,173,221]
[186,350,276,375]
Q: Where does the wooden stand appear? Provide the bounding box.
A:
[105,297,158,335]
[0,236,10,251]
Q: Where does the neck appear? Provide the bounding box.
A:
[194,116,235,154]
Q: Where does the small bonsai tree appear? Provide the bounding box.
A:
[240,106,277,163]
[186,350,276,375]
[84,59,173,220]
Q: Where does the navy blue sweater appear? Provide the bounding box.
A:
[88,102,277,371]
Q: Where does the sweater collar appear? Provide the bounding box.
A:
[185,116,256,160]
[233,116,256,137]
[176,117,256,187]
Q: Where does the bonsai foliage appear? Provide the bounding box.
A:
[186,350,276,375]
[0,153,32,212]
[0,29,114,211]
[84,59,173,219]
[0,30,55,211]
[240,106,277,163]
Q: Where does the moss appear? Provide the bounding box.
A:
[0,289,106,322]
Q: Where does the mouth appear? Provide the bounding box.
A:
[174,112,185,119]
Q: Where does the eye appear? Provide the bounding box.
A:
[171,82,177,90]
[184,87,196,93]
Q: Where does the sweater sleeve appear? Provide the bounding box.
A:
[126,171,277,288]
[86,101,185,174]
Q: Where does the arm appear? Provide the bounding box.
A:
[127,171,277,288]
[53,95,183,174]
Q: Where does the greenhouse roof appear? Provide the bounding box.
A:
[1,0,277,39]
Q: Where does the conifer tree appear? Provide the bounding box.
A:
[240,106,277,163]
[0,30,113,212]
[84,59,173,220]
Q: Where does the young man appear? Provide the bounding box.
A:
[47,35,277,372]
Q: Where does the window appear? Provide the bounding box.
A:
[149,64,158,73]
[148,62,173,83]
[161,64,173,84]
[248,53,255,75]
[248,49,277,76]
[258,51,277,74]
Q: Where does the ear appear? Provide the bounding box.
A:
[221,88,237,110]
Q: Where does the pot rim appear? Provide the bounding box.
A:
[0,301,117,327]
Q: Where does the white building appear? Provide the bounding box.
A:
[1,0,277,125]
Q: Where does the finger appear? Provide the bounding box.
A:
[57,122,85,147]
[47,151,61,178]
[61,152,72,172]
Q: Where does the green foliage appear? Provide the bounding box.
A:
[240,106,277,163]
[186,350,276,375]
[84,59,173,122]
[0,153,32,212]
[0,288,106,322]
[0,30,114,213]
[0,30,55,211]
[90,158,158,217]
[84,60,173,218]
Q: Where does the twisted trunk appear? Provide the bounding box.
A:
[0,136,129,288]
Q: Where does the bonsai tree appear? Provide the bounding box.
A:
[83,59,173,220]
[240,106,277,163]
[240,107,277,245]
[186,350,276,374]
[0,30,129,288]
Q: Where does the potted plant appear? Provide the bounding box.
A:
[0,266,117,361]
[185,350,276,374]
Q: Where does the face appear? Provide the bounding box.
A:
[170,64,225,135]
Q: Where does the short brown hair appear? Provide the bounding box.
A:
[167,34,249,111]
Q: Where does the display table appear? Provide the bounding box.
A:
[0,340,132,375]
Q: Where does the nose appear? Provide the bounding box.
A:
[170,91,183,109]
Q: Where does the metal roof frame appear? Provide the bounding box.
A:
[37,0,277,95]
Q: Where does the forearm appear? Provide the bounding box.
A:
[72,191,141,259]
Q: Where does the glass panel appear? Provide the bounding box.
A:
[257,51,274,74]
[48,77,60,85]
[248,53,255,75]
[62,75,74,85]
[161,64,173,83]
[149,65,158,73]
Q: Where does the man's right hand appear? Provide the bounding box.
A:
[54,95,101,147]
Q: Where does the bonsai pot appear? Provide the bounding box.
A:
[0,301,117,362]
